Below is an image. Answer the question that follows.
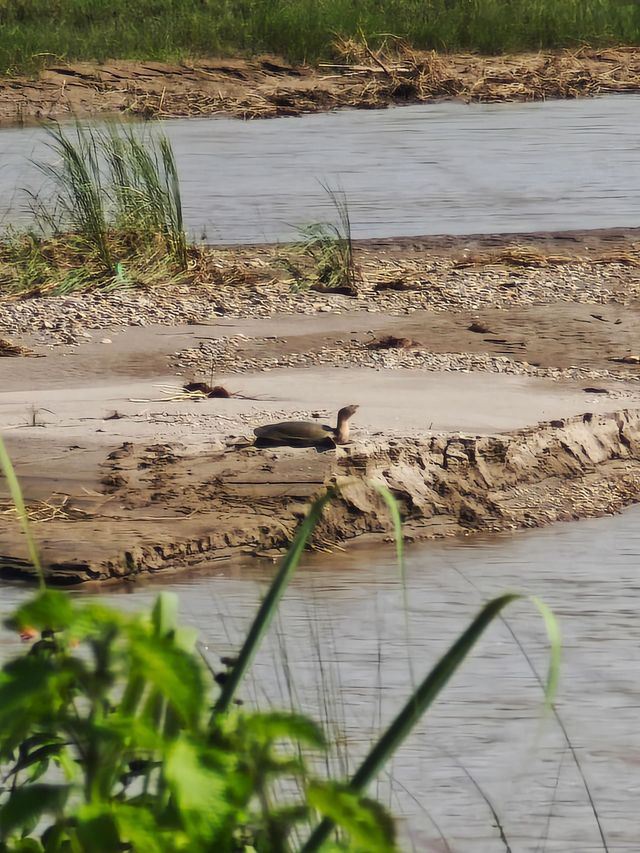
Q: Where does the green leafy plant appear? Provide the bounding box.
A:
[283,185,359,296]
[0,588,380,852]
[0,438,561,851]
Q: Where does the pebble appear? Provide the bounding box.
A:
[175,334,640,389]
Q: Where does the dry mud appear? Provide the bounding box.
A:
[2,409,640,585]
[1,47,640,126]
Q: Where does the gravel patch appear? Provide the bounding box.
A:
[174,335,640,392]
[1,253,637,347]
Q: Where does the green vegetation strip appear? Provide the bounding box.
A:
[2,0,640,74]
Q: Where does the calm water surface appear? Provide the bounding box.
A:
[2,508,640,851]
[1,95,640,243]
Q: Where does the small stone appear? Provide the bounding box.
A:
[100,338,112,344]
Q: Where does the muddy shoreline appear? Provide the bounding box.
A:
[1,47,640,127]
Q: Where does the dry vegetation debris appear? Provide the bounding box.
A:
[2,46,640,125]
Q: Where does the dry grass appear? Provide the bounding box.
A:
[325,40,640,109]
[0,231,191,298]
[332,36,464,103]
[113,43,640,122]
[454,244,640,269]
[0,494,77,523]
[0,338,37,357]
[454,247,575,268]
[590,250,640,267]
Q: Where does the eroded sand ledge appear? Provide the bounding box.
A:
[2,409,640,584]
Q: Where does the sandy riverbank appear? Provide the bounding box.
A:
[3,229,640,582]
[2,265,640,583]
[1,47,640,126]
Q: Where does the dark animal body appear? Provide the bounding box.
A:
[253,404,359,449]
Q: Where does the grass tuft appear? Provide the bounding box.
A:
[0,122,189,297]
[283,184,360,296]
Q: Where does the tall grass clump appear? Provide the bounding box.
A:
[283,185,360,295]
[33,124,112,270]
[2,0,640,73]
[0,438,561,851]
[0,122,189,297]
[101,129,188,270]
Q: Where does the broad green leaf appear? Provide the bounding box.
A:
[0,658,70,726]
[101,715,166,752]
[241,711,326,749]
[74,811,120,853]
[164,736,232,841]
[26,760,49,784]
[307,782,396,852]
[118,672,146,717]
[0,784,69,839]
[129,633,205,727]
[68,601,126,641]
[113,804,188,853]
[53,746,78,783]
[74,803,188,853]
[174,625,199,653]
[5,591,73,634]
[151,593,178,638]
[9,840,43,852]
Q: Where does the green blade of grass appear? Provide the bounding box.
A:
[0,435,44,588]
[301,592,561,852]
[372,482,415,690]
[212,488,335,715]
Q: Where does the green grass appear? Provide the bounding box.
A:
[1,0,640,74]
[283,185,360,296]
[0,122,189,297]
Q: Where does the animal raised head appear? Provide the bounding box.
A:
[335,403,359,444]
[252,404,359,449]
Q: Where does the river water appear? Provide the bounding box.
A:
[1,94,640,244]
[1,507,639,852]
